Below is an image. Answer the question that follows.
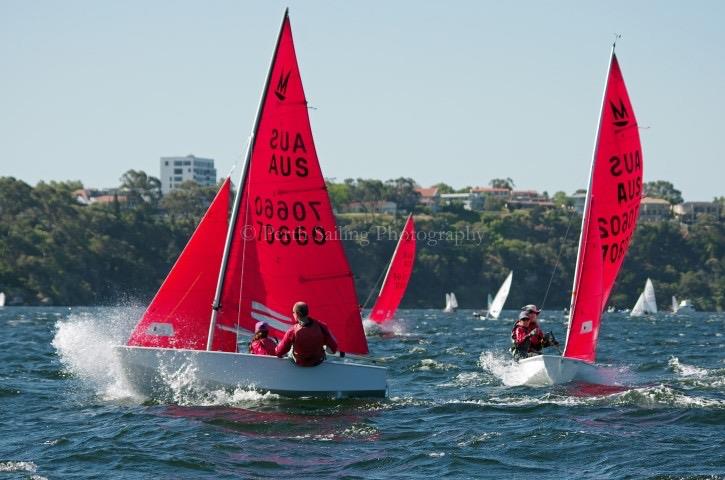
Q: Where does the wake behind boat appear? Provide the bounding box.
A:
[515,46,643,386]
[118,10,386,399]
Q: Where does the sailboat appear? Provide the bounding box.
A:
[630,278,657,316]
[367,214,416,323]
[443,293,458,313]
[0,292,5,307]
[473,271,513,319]
[116,10,387,398]
[517,46,643,385]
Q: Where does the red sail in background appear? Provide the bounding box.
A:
[218,13,369,354]
[128,178,236,351]
[564,53,643,362]
[369,214,416,323]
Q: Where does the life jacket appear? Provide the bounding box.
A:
[249,337,277,356]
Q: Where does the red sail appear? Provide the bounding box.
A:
[128,178,236,351]
[564,53,643,362]
[218,13,369,354]
[369,214,416,323]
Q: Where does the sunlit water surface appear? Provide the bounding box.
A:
[1,307,723,479]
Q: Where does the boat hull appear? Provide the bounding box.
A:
[116,346,388,399]
[517,354,604,386]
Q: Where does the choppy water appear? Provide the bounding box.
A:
[1,307,723,479]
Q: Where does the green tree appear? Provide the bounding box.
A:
[644,180,683,205]
[489,177,515,190]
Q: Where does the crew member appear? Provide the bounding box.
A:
[275,301,339,366]
[248,321,277,356]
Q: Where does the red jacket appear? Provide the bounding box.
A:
[275,318,338,367]
[249,337,277,356]
[512,320,544,350]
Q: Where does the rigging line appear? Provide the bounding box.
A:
[361,218,403,310]
[236,149,254,341]
[361,260,389,311]
[540,205,577,310]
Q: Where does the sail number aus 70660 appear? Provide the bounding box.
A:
[254,196,321,221]
[253,196,326,245]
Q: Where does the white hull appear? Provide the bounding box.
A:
[517,355,605,386]
[116,346,387,399]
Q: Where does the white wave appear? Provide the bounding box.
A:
[363,318,407,336]
[0,461,37,472]
[415,358,456,372]
[668,356,708,377]
[52,310,141,402]
[478,350,529,386]
[612,384,725,409]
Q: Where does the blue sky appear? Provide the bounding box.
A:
[1,1,723,200]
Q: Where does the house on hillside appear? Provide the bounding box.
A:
[673,201,721,224]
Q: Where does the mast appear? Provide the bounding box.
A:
[206,9,290,350]
[562,44,616,352]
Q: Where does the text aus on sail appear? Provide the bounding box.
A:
[251,128,330,246]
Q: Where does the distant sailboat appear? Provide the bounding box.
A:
[672,296,695,314]
[443,293,458,313]
[117,10,387,398]
[630,278,657,316]
[368,214,416,324]
[0,292,5,307]
[473,271,513,319]
[517,46,643,385]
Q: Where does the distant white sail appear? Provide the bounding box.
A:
[630,278,657,316]
[672,295,679,313]
[444,292,458,312]
[0,292,5,307]
[487,271,513,319]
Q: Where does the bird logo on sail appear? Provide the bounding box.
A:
[275,70,291,100]
[250,301,295,332]
[610,99,629,127]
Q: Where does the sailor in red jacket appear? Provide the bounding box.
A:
[275,301,339,367]
[511,304,558,360]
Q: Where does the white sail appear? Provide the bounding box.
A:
[671,296,679,313]
[0,292,5,307]
[486,293,493,312]
[450,293,458,309]
[487,271,513,319]
[643,278,657,313]
[630,278,657,316]
[443,292,457,312]
[631,292,645,317]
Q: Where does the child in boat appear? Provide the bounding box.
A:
[248,321,277,356]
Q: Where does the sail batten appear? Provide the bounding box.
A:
[369,214,416,323]
[563,51,643,363]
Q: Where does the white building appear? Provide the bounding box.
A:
[160,155,217,194]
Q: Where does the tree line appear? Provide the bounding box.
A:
[0,173,722,311]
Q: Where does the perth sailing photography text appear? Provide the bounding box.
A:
[1,2,724,479]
